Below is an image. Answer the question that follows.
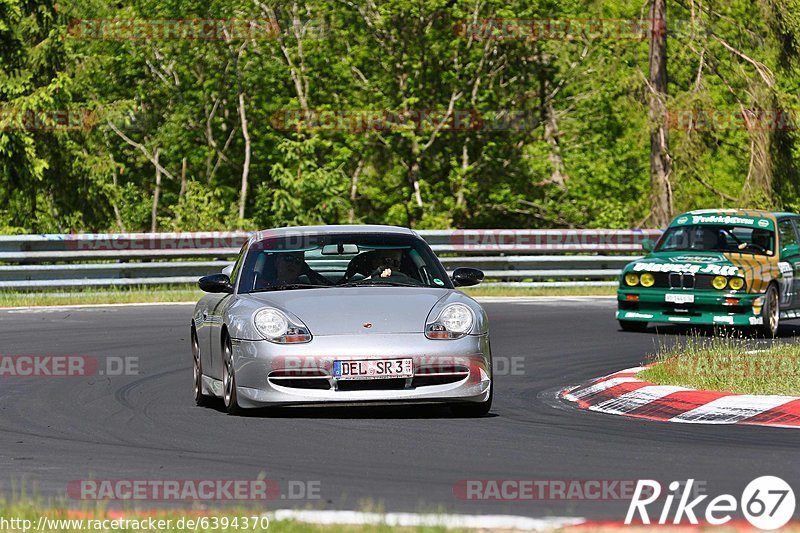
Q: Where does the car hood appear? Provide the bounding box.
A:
[237,287,451,335]
[625,251,741,277]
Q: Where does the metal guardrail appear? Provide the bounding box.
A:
[0,229,661,289]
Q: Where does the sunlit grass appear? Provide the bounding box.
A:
[461,285,616,297]
[639,334,800,395]
[0,286,203,308]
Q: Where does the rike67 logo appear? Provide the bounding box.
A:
[627,476,796,530]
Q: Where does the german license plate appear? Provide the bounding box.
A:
[665,293,694,304]
[333,359,413,380]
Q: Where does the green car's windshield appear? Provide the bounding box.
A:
[657,224,775,256]
[236,233,452,293]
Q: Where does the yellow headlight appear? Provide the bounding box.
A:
[712,276,728,290]
[625,273,640,286]
[640,273,655,287]
[728,277,744,291]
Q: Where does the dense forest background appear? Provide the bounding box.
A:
[1,0,799,233]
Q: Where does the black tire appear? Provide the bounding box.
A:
[759,284,780,338]
[192,326,213,407]
[222,334,243,415]
[619,320,648,332]
[451,384,493,417]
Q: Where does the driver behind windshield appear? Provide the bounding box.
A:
[748,228,773,255]
[368,249,404,279]
[258,251,332,288]
[275,251,305,283]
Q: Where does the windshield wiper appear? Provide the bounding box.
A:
[250,283,329,293]
[338,279,415,287]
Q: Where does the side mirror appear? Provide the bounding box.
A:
[452,267,484,287]
[641,239,655,252]
[222,264,234,277]
[198,273,233,293]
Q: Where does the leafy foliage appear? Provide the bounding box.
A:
[0,0,798,231]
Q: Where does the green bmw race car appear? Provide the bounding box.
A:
[617,209,800,336]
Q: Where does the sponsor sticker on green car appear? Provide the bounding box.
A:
[672,213,775,231]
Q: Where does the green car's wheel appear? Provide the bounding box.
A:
[618,320,648,332]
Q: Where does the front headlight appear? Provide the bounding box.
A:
[426,303,474,339]
[254,308,311,343]
[640,273,655,287]
[624,273,640,286]
[712,276,727,290]
[728,277,744,290]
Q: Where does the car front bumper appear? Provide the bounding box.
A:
[616,289,765,327]
[210,333,492,408]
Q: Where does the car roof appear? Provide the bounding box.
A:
[682,208,777,218]
[249,224,418,245]
[671,209,783,226]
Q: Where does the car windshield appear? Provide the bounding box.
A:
[236,232,452,293]
[657,224,775,256]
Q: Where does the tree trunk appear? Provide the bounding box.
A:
[238,91,250,222]
[236,49,251,223]
[456,140,469,208]
[348,160,364,223]
[410,137,423,208]
[648,0,672,227]
[110,155,126,232]
[741,85,774,204]
[151,147,161,233]
[543,99,568,189]
[179,157,187,200]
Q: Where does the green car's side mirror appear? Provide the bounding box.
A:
[641,239,655,252]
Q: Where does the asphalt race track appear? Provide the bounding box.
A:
[1,298,799,520]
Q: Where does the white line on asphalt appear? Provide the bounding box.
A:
[264,509,586,531]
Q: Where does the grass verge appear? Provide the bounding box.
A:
[0,284,616,307]
[461,285,616,297]
[638,335,800,396]
[0,286,204,308]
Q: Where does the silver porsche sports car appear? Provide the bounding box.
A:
[191,225,492,416]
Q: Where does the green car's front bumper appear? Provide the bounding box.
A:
[616,288,765,327]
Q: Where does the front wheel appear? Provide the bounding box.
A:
[222,335,243,415]
[451,385,492,417]
[758,285,780,337]
[619,320,648,332]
